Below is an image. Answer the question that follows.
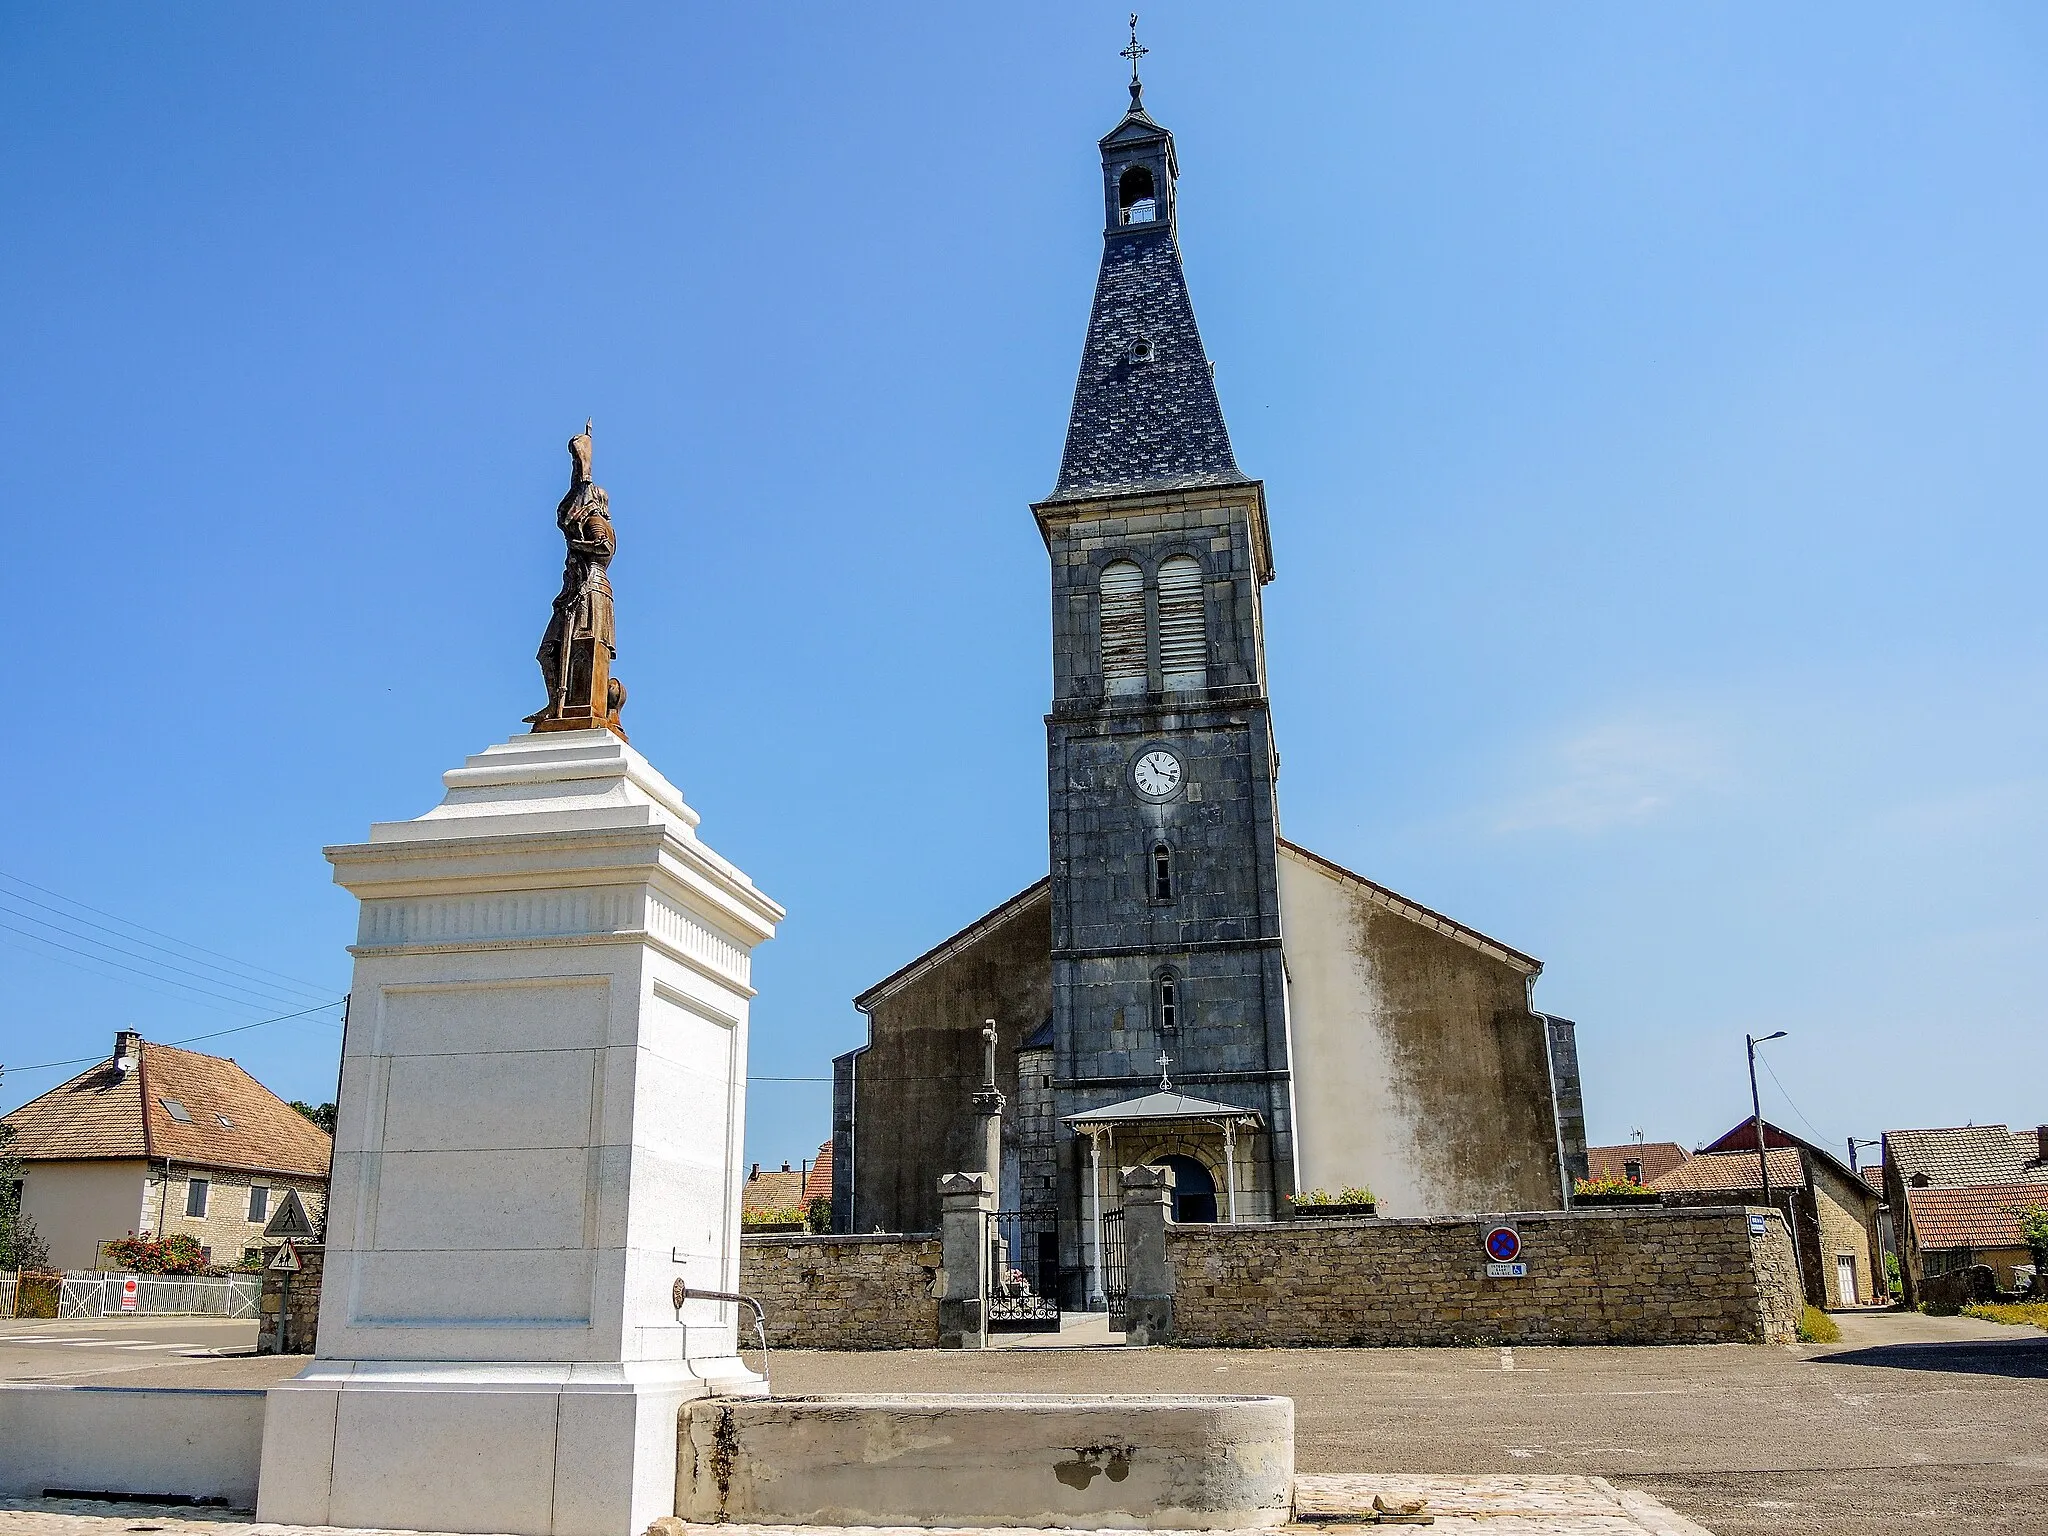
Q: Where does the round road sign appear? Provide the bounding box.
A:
[1484,1225,1522,1263]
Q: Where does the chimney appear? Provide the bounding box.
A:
[749,1162,760,1180]
[781,1161,791,1174]
[114,1030,142,1074]
[2036,1125,2048,1165]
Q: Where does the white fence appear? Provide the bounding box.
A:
[55,1273,261,1318]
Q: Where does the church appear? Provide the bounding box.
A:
[830,73,1588,1287]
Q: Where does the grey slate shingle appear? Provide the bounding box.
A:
[1045,225,1244,502]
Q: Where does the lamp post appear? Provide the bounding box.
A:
[1746,1031,1788,1204]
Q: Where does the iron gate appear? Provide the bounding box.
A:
[985,1206,1061,1333]
[1101,1209,1128,1331]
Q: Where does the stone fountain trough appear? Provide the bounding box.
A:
[677,1393,1296,1529]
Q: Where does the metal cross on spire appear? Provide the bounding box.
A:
[1157,1051,1173,1091]
[1121,13,1148,110]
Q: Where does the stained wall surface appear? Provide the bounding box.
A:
[843,891,1053,1236]
[1278,845,1566,1217]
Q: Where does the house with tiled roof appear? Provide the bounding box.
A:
[1882,1122,2048,1304]
[1648,1118,1884,1310]
[1,1030,331,1270]
[1585,1141,1690,1187]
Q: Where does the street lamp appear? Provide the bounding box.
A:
[1746,1031,1788,1204]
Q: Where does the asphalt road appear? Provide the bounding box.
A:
[0,1317,277,1386]
[6,1311,2043,1535]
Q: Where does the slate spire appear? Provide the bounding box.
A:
[1046,71,1245,503]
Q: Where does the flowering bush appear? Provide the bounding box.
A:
[1574,1173,1651,1197]
[100,1234,209,1274]
[1290,1187,1375,1207]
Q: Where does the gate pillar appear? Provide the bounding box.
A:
[938,1171,995,1348]
[1121,1163,1175,1345]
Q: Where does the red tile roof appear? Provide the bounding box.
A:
[802,1140,832,1203]
[1648,1147,1804,1195]
[1905,1181,2048,1251]
[2,1040,331,1180]
[1586,1142,1690,1185]
[1883,1125,2048,1189]
[741,1167,804,1214]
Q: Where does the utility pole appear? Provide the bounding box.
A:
[1746,1032,1787,1205]
[1847,1137,1880,1175]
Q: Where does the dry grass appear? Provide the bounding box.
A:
[1961,1301,2048,1328]
[1795,1304,1841,1343]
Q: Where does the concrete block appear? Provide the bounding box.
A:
[0,1385,264,1508]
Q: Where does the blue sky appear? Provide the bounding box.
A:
[3,4,2044,1172]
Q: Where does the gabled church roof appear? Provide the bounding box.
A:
[1043,105,1246,505]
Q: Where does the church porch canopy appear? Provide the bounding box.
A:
[1064,1089,1263,1228]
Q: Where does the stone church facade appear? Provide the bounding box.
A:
[832,88,1587,1286]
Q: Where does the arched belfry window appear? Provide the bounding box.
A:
[1099,560,1146,695]
[1119,165,1157,224]
[1154,969,1182,1033]
[1151,842,1173,902]
[1157,555,1207,690]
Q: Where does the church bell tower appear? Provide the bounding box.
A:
[1032,57,1295,1222]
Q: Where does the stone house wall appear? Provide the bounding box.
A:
[142,1166,327,1269]
[256,1244,323,1355]
[740,1233,942,1349]
[1808,1159,1883,1306]
[1166,1206,1802,1346]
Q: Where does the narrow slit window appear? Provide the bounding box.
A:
[1156,971,1181,1033]
[1158,555,1207,690]
[1151,842,1173,901]
[1099,560,1146,695]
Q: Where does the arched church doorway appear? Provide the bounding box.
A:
[1155,1155,1217,1223]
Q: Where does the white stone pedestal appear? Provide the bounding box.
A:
[258,730,781,1536]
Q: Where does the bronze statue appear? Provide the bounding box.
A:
[528,421,627,738]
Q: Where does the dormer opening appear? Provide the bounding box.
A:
[1118,165,1157,224]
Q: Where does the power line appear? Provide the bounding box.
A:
[1,1000,346,1077]
[0,917,330,1015]
[1758,1055,1832,1146]
[0,900,328,1012]
[0,870,335,999]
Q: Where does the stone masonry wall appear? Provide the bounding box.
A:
[740,1233,941,1349]
[1168,1206,1802,1347]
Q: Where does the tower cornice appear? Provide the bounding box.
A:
[1031,479,1273,586]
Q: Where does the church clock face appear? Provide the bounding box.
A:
[1131,747,1184,801]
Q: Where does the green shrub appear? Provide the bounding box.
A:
[805,1196,832,1234]
[1289,1187,1376,1207]
[1796,1304,1840,1343]
[741,1205,808,1230]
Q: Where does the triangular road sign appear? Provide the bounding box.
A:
[263,1188,316,1241]
[268,1240,302,1273]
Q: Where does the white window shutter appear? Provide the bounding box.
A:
[1158,555,1207,690]
[1100,561,1146,695]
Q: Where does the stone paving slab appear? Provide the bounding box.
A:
[0,1478,1716,1536]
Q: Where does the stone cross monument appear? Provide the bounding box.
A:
[258,432,782,1536]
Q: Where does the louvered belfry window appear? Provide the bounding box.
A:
[1099,560,1147,695]
[1158,555,1207,690]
